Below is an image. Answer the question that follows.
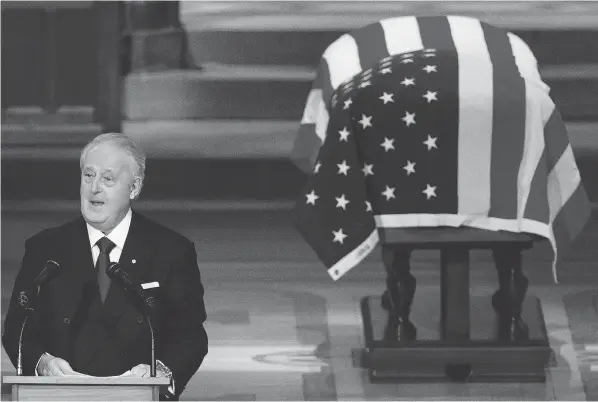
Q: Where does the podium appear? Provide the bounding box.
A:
[3,376,170,401]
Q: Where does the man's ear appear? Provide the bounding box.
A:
[130,177,142,200]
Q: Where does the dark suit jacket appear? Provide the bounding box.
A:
[2,211,208,397]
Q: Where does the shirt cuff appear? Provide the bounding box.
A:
[35,353,48,376]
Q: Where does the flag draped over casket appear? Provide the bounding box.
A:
[292,16,591,282]
[290,15,550,173]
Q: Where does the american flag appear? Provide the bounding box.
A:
[291,15,551,173]
[293,39,590,282]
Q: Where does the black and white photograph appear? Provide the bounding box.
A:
[1,1,598,400]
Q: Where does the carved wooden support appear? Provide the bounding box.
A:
[440,247,470,342]
[492,248,529,341]
[381,247,416,342]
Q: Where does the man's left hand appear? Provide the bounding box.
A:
[129,364,168,378]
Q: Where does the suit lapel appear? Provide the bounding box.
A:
[65,217,108,368]
[61,218,96,321]
[103,212,155,323]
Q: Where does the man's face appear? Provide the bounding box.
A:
[80,142,141,233]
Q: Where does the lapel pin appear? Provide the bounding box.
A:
[132,259,136,264]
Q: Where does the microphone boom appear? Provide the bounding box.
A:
[33,260,60,289]
[107,263,154,310]
[17,260,61,376]
[107,262,157,377]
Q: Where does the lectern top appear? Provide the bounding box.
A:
[2,376,170,386]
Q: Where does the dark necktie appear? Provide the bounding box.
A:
[96,237,116,303]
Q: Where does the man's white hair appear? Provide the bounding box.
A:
[80,133,146,198]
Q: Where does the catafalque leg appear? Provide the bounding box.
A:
[381,247,416,341]
[492,248,529,341]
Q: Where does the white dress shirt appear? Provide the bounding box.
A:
[87,208,132,266]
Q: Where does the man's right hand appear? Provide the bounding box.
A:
[36,353,78,376]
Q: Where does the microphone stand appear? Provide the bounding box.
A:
[17,315,31,376]
[146,315,156,377]
[137,294,157,378]
[108,263,157,378]
[17,288,39,376]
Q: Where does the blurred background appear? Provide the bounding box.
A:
[2,1,598,400]
[2,1,598,206]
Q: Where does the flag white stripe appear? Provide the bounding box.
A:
[322,33,362,91]
[304,33,361,145]
[315,104,330,143]
[449,16,494,216]
[518,82,547,221]
[300,89,324,125]
[546,144,581,282]
[507,32,550,93]
[300,89,329,142]
[373,211,565,283]
[380,16,424,57]
[547,144,581,223]
[374,214,550,239]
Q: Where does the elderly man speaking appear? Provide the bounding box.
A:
[2,133,208,401]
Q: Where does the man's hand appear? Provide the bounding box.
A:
[129,364,151,378]
[37,353,78,376]
[129,364,168,378]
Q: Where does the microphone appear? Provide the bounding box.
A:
[107,263,156,310]
[18,260,61,311]
[18,260,61,376]
[107,262,156,377]
[32,260,61,289]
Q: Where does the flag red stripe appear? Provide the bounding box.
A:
[417,16,457,50]
[551,183,591,259]
[350,21,389,73]
[290,123,322,174]
[314,58,334,110]
[523,151,550,224]
[524,105,570,225]
[542,107,571,174]
[293,58,334,172]
[482,22,528,219]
